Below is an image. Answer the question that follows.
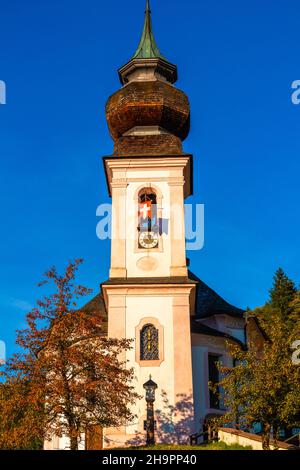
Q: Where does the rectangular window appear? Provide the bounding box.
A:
[208,354,221,409]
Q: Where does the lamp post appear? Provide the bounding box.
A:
[143,376,157,446]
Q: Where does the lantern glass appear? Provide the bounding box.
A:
[143,377,157,403]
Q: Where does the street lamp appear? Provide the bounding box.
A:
[143,376,157,446]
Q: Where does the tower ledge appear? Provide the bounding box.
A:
[118,57,177,85]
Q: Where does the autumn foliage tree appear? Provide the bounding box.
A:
[0,375,44,449]
[0,260,139,450]
[213,269,300,450]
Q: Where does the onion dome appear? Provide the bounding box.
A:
[105,0,190,156]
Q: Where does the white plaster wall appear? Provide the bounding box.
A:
[218,429,289,450]
[191,334,234,426]
[226,327,245,343]
[191,346,207,433]
[199,316,245,344]
[125,179,172,278]
[125,295,175,435]
[125,170,170,179]
[199,317,218,330]
[45,433,85,451]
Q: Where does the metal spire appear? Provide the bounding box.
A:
[132,0,167,61]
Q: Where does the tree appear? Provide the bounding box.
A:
[0,260,139,450]
[0,376,43,449]
[213,269,300,450]
[269,268,296,322]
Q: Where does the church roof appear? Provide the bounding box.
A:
[190,319,246,348]
[188,271,245,320]
[81,272,244,337]
[117,0,178,85]
[101,276,197,286]
[80,292,108,332]
[131,0,168,62]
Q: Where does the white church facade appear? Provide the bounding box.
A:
[45,1,255,450]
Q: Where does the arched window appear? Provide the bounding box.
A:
[138,189,158,234]
[140,324,159,361]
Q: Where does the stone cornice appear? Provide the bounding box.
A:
[102,282,195,310]
[103,154,193,197]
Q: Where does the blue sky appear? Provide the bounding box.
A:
[0,0,300,358]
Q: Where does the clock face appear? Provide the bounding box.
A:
[139,231,159,249]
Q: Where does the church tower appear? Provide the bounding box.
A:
[102,1,196,446]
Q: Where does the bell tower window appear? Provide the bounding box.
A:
[138,189,159,249]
